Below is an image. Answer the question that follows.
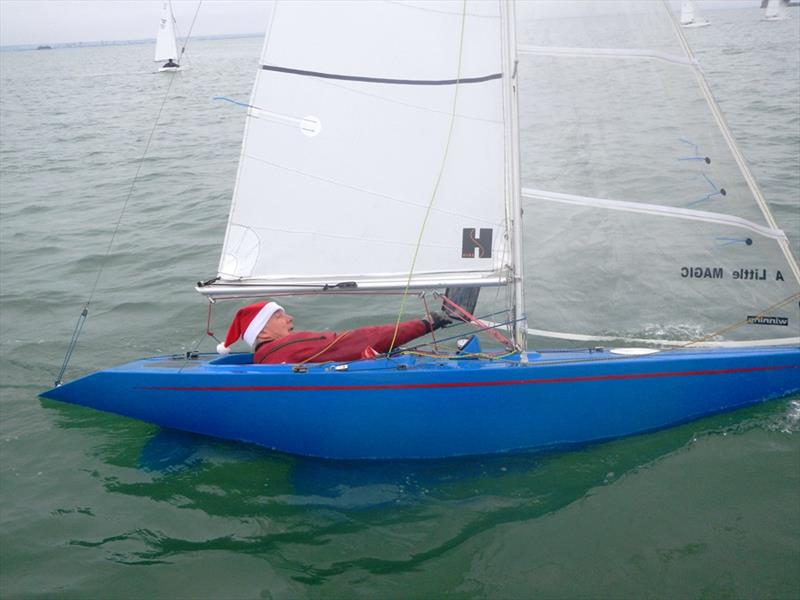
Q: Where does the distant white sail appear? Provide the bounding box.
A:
[680,1,695,24]
[763,0,790,21]
[680,1,710,28]
[154,1,179,62]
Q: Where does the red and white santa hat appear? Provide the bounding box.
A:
[217,301,284,354]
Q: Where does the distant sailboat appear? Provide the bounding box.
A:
[680,1,710,28]
[154,1,181,72]
[763,0,791,20]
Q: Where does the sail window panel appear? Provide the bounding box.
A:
[519,55,771,227]
[525,201,800,344]
[522,189,787,242]
[251,66,504,133]
[262,1,502,83]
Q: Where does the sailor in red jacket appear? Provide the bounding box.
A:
[216,301,451,364]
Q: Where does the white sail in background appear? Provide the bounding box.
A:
[212,1,510,294]
[518,0,799,345]
[763,0,790,21]
[680,1,710,28]
[680,1,695,24]
[154,1,179,62]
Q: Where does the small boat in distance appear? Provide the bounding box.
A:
[155,1,181,72]
[763,0,791,20]
[36,45,53,50]
[680,1,711,28]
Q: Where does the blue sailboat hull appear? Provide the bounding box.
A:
[41,346,800,459]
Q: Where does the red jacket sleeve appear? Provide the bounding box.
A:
[254,320,429,364]
[319,320,429,362]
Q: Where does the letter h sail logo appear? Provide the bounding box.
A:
[462,228,493,258]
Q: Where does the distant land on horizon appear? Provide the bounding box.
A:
[0,32,261,53]
[3,1,795,52]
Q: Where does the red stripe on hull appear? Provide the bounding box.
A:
[143,364,799,392]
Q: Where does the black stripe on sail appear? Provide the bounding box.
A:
[261,64,502,85]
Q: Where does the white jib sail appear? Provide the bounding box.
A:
[518,0,799,345]
[154,1,179,62]
[210,0,510,295]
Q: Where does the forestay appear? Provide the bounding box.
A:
[154,2,179,62]
[518,0,799,345]
[206,0,511,296]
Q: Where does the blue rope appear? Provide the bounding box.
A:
[213,96,253,110]
[687,173,726,207]
[677,137,710,163]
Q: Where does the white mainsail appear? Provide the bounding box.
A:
[518,0,799,345]
[154,1,179,62]
[209,1,511,295]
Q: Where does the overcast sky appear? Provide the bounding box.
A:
[0,1,273,46]
[0,0,764,47]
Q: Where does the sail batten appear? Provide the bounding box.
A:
[261,64,503,86]
[522,188,789,242]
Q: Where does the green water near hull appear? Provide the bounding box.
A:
[2,397,799,598]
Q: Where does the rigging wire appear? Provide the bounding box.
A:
[388,0,468,354]
[172,1,203,66]
[54,2,203,387]
[674,292,800,350]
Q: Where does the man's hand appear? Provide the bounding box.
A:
[424,311,453,332]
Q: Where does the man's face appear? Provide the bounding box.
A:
[261,309,294,340]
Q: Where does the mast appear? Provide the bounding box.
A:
[500,0,527,358]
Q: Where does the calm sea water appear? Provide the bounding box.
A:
[1,7,799,599]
